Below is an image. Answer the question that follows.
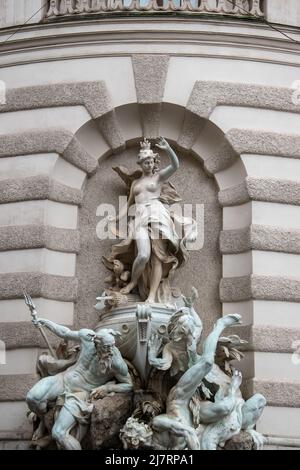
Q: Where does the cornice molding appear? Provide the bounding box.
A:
[0,17,300,68]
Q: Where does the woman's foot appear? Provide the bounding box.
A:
[120,282,136,295]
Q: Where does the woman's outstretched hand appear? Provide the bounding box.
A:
[155,136,169,150]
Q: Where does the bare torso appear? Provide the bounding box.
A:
[166,389,193,426]
[132,175,162,205]
[63,339,115,393]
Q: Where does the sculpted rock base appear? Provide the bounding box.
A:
[224,431,255,451]
[89,393,134,449]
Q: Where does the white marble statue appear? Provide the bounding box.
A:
[103,137,197,304]
[26,316,133,450]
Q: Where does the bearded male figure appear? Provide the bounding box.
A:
[26,317,133,450]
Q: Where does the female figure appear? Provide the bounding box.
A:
[105,137,196,304]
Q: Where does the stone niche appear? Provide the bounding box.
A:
[75,144,222,336]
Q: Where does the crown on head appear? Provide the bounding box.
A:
[137,138,157,163]
[140,138,151,152]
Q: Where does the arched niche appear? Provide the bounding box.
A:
[72,102,247,336]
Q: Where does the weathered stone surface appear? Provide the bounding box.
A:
[252,325,300,354]
[1,322,70,349]
[0,225,80,253]
[187,81,300,119]
[89,393,134,449]
[220,227,251,254]
[96,111,125,152]
[0,129,70,157]
[220,274,300,302]
[247,177,300,206]
[219,177,300,207]
[132,55,169,104]
[227,129,300,159]
[0,82,113,118]
[139,103,161,139]
[219,181,248,207]
[0,176,83,205]
[224,431,255,450]
[252,275,300,302]
[224,324,300,354]
[0,130,98,176]
[0,272,78,301]
[251,225,300,255]
[220,275,252,302]
[131,55,169,143]
[205,139,238,174]
[0,374,39,401]
[242,379,300,408]
[220,225,300,255]
[177,111,204,151]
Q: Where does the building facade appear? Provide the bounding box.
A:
[0,0,300,449]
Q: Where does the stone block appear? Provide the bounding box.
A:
[89,393,133,449]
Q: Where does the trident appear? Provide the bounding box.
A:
[23,288,56,358]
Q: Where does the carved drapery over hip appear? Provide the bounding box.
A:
[45,0,265,19]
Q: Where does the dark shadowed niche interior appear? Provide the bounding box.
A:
[75,143,222,338]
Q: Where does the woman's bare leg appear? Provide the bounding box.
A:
[121,228,151,294]
[146,254,162,303]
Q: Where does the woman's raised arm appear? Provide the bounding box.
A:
[156,137,179,182]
